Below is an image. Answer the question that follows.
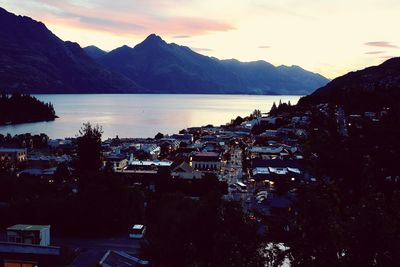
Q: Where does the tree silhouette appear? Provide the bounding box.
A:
[76,122,103,174]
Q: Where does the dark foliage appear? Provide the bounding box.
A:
[146,191,265,266]
[75,122,103,174]
[299,57,400,114]
[0,93,56,125]
[274,105,400,266]
[0,7,138,93]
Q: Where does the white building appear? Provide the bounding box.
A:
[7,224,51,246]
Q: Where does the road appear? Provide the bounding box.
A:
[53,234,141,266]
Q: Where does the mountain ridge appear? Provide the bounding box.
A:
[0,7,329,94]
[96,33,329,94]
[299,57,400,112]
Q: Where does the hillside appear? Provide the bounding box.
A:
[0,7,139,93]
[299,57,400,112]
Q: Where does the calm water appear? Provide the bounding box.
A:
[0,94,301,139]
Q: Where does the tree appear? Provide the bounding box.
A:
[232,116,244,126]
[54,162,70,183]
[270,102,278,115]
[76,122,103,173]
[147,192,265,266]
[252,109,262,118]
[154,132,164,140]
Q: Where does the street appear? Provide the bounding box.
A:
[52,234,142,266]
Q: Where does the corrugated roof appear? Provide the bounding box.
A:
[7,224,50,231]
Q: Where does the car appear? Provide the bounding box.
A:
[229,184,238,191]
[129,224,146,239]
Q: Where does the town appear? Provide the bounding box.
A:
[0,100,398,266]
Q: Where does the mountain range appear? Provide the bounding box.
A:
[299,57,400,112]
[0,7,329,94]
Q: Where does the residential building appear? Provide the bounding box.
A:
[0,242,60,267]
[171,162,203,180]
[0,148,27,163]
[6,224,51,246]
[190,152,221,172]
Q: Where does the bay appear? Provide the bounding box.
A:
[0,94,301,139]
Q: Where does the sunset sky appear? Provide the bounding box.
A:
[1,0,399,79]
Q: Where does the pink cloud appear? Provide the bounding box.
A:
[9,1,234,37]
[364,41,398,48]
[364,51,384,54]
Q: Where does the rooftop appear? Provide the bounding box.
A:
[7,224,50,231]
[132,224,144,230]
[99,250,148,266]
[0,148,26,153]
[129,160,172,167]
[0,242,60,256]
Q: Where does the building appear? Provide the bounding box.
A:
[170,134,194,144]
[99,250,149,266]
[248,146,285,159]
[6,225,51,246]
[0,148,27,163]
[171,162,203,180]
[0,242,60,267]
[106,154,128,171]
[190,152,221,172]
[0,224,60,267]
[250,159,303,183]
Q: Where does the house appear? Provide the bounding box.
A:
[0,242,60,267]
[262,130,278,138]
[248,146,285,159]
[171,162,203,180]
[260,116,278,125]
[170,134,194,144]
[135,144,160,159]
[6,224,51,246]
[190,152,221,173]
[0,148,27,163]
[106,154,128,171]
[99,250,149,266]
[122,160,173,174]
[27,154,71,169]
[250,159,303,182]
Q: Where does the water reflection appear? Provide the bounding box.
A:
[0,94,301,139]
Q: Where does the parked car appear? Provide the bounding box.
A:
[129,224,146,239]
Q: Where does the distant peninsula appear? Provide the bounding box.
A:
[0,93,57,125]
[0,7,329,95]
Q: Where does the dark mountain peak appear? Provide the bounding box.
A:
[111,45,132,54]
[0,7,138,93]
[84,45,107,59]
[380,56,400,68]
[144,33,163,43]
[0,8,328,95]
[85,45,103,51]
[0,6,8,14]
[135,34,167,49]
[300,56,400,112]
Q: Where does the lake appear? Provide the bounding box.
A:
[0,94,301,139]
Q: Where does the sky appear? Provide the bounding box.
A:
[1,0,399,79]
